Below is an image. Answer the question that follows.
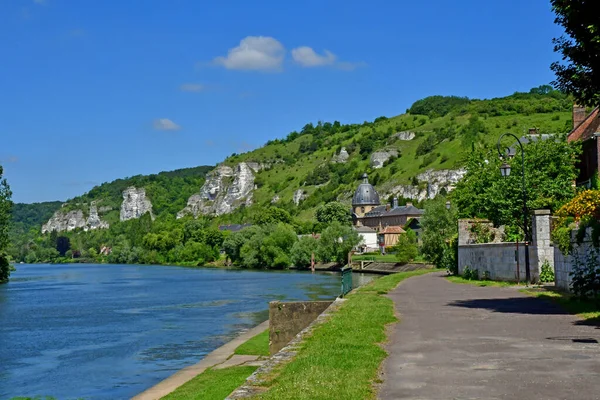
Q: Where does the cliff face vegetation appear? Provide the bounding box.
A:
[8,87,576,265]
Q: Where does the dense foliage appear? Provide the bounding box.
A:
[391,229,418,263]
[551,0,600,106]
[420,197,458,273]
[0,165,12,283]
[452,135,580,238]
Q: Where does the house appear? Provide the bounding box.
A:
[355,226,378,253]
[379,226,406,247]
[352,173,424,230]
[567,104,600,186]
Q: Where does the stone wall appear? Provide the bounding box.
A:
[457,210,553,282]
[458,242,534,282]
[554,228,599,292]
[268,301,332,355]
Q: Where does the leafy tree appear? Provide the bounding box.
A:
[420,197,458,270]
[317,222,360,264]
[452,136,580,235]
[291,236,318,268]
[0,165,11,283]
[393,229,418,263]
[253,207,292,225]
[315,202,351,225]
[551,0,600,106]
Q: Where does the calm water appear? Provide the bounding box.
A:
[0,264,369,400]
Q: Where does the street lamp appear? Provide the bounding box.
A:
[497,133,530,284]
[445,201,451,210]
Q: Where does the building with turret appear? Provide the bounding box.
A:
[351,173,424,233]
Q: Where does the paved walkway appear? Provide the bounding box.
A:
[379,273,600,400]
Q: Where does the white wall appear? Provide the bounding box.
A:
[358,232,378,251]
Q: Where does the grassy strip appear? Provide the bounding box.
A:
[445,275,523,287]
[234,329,269,357]
[161,366,258,400]
[253,269,438,400]
[521,288,600,323]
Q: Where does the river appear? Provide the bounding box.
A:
[0,264,374,400]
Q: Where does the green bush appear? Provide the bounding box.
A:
[462,266,479,280]
[539,260,555,283]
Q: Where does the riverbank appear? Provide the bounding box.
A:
[228,269,441,399]
[133,321,269,400]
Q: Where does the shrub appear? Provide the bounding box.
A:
[462,266,479,280]
[539,260,555,283]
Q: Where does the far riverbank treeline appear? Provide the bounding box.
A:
[8,202,360,269]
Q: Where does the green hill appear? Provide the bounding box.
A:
[6,85,574,265]
[216,85,572,221]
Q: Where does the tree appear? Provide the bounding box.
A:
[315,202,351,225]
[551,0,600,106]
[253,207,292,225]
[420,197,458,270]
[0,165,11,283]
[291,236,318,269]
[393,229,418,263]
[317,222,360,264]
[452,136,580,236]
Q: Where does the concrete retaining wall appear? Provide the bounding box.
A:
[457,210,554,283]
[458,242,534,281]
[268,301,332,355]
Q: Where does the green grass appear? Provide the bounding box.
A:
[352,254,399,263]
[234,329,269,357]
[252,269,438,399]
[161,366,258,400]
[446,275,522,288]
[521,288,600,324]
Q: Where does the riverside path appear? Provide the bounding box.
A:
[379,272,600,400]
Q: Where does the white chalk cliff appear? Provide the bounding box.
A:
[120,187,154,221]
[389,168,467,201]
[178,162,260,217]
[42,202,109,233]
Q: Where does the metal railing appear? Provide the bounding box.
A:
[340,266,352,297]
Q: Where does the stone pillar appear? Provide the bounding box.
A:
[531,209,553,276]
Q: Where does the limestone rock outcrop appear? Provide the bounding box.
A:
[120,187,153,221]
[331,147,349,163]
[370,150,399,169]
[389,168,466,201]
[293,189,307,205]
[178,162,259,217]
[394,131,415,140]
[42,202,110,233]
[87,202,109,230]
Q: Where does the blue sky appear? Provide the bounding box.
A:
[1,0,564,203]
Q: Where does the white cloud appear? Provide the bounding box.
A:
[291,46,365,70]
[213,36,285,71]
[179,83,205,92]
[0,156,18,164]
[153,118,181,131]
[291,47,336,67]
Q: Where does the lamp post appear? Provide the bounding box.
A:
[497,133,530,284]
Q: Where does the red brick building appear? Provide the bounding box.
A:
[567,105,600,186]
